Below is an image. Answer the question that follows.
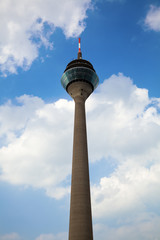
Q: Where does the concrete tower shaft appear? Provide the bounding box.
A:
[68,81,93,240]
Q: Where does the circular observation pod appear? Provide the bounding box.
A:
[61,59,99,92]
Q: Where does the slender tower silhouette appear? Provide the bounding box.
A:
[61,38,99,240]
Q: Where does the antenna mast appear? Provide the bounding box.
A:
[78,38,82,59]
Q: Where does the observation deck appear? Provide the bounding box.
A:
[61,58,99,92]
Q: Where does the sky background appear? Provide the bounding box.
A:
[0,0,160,240]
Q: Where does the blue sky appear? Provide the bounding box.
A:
[0,0,160,240]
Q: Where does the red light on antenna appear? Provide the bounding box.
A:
[79,38,81,53]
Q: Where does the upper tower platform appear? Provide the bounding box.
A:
[61,38,99,92]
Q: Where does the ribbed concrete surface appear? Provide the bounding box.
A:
[68,82,93,240]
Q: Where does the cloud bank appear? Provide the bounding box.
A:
[94,214,160,240]
[0,0,91,76]
[0,74,160,238]
[35,233,67,240]
[0,233,21,240]
[0,95,74,199]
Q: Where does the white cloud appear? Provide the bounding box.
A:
[92,162,160,219]
[0,0,91,75]
[0,233,21,240]
[0,95,44,145]
[87,73,160,163]
[144,5,160,32]
[0,233,67,240]
[0,74,160,238]
[94,214,160,240]
[35,233,67,240]
[0,95,74,199]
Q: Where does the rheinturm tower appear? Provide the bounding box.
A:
[61,38,99,240]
